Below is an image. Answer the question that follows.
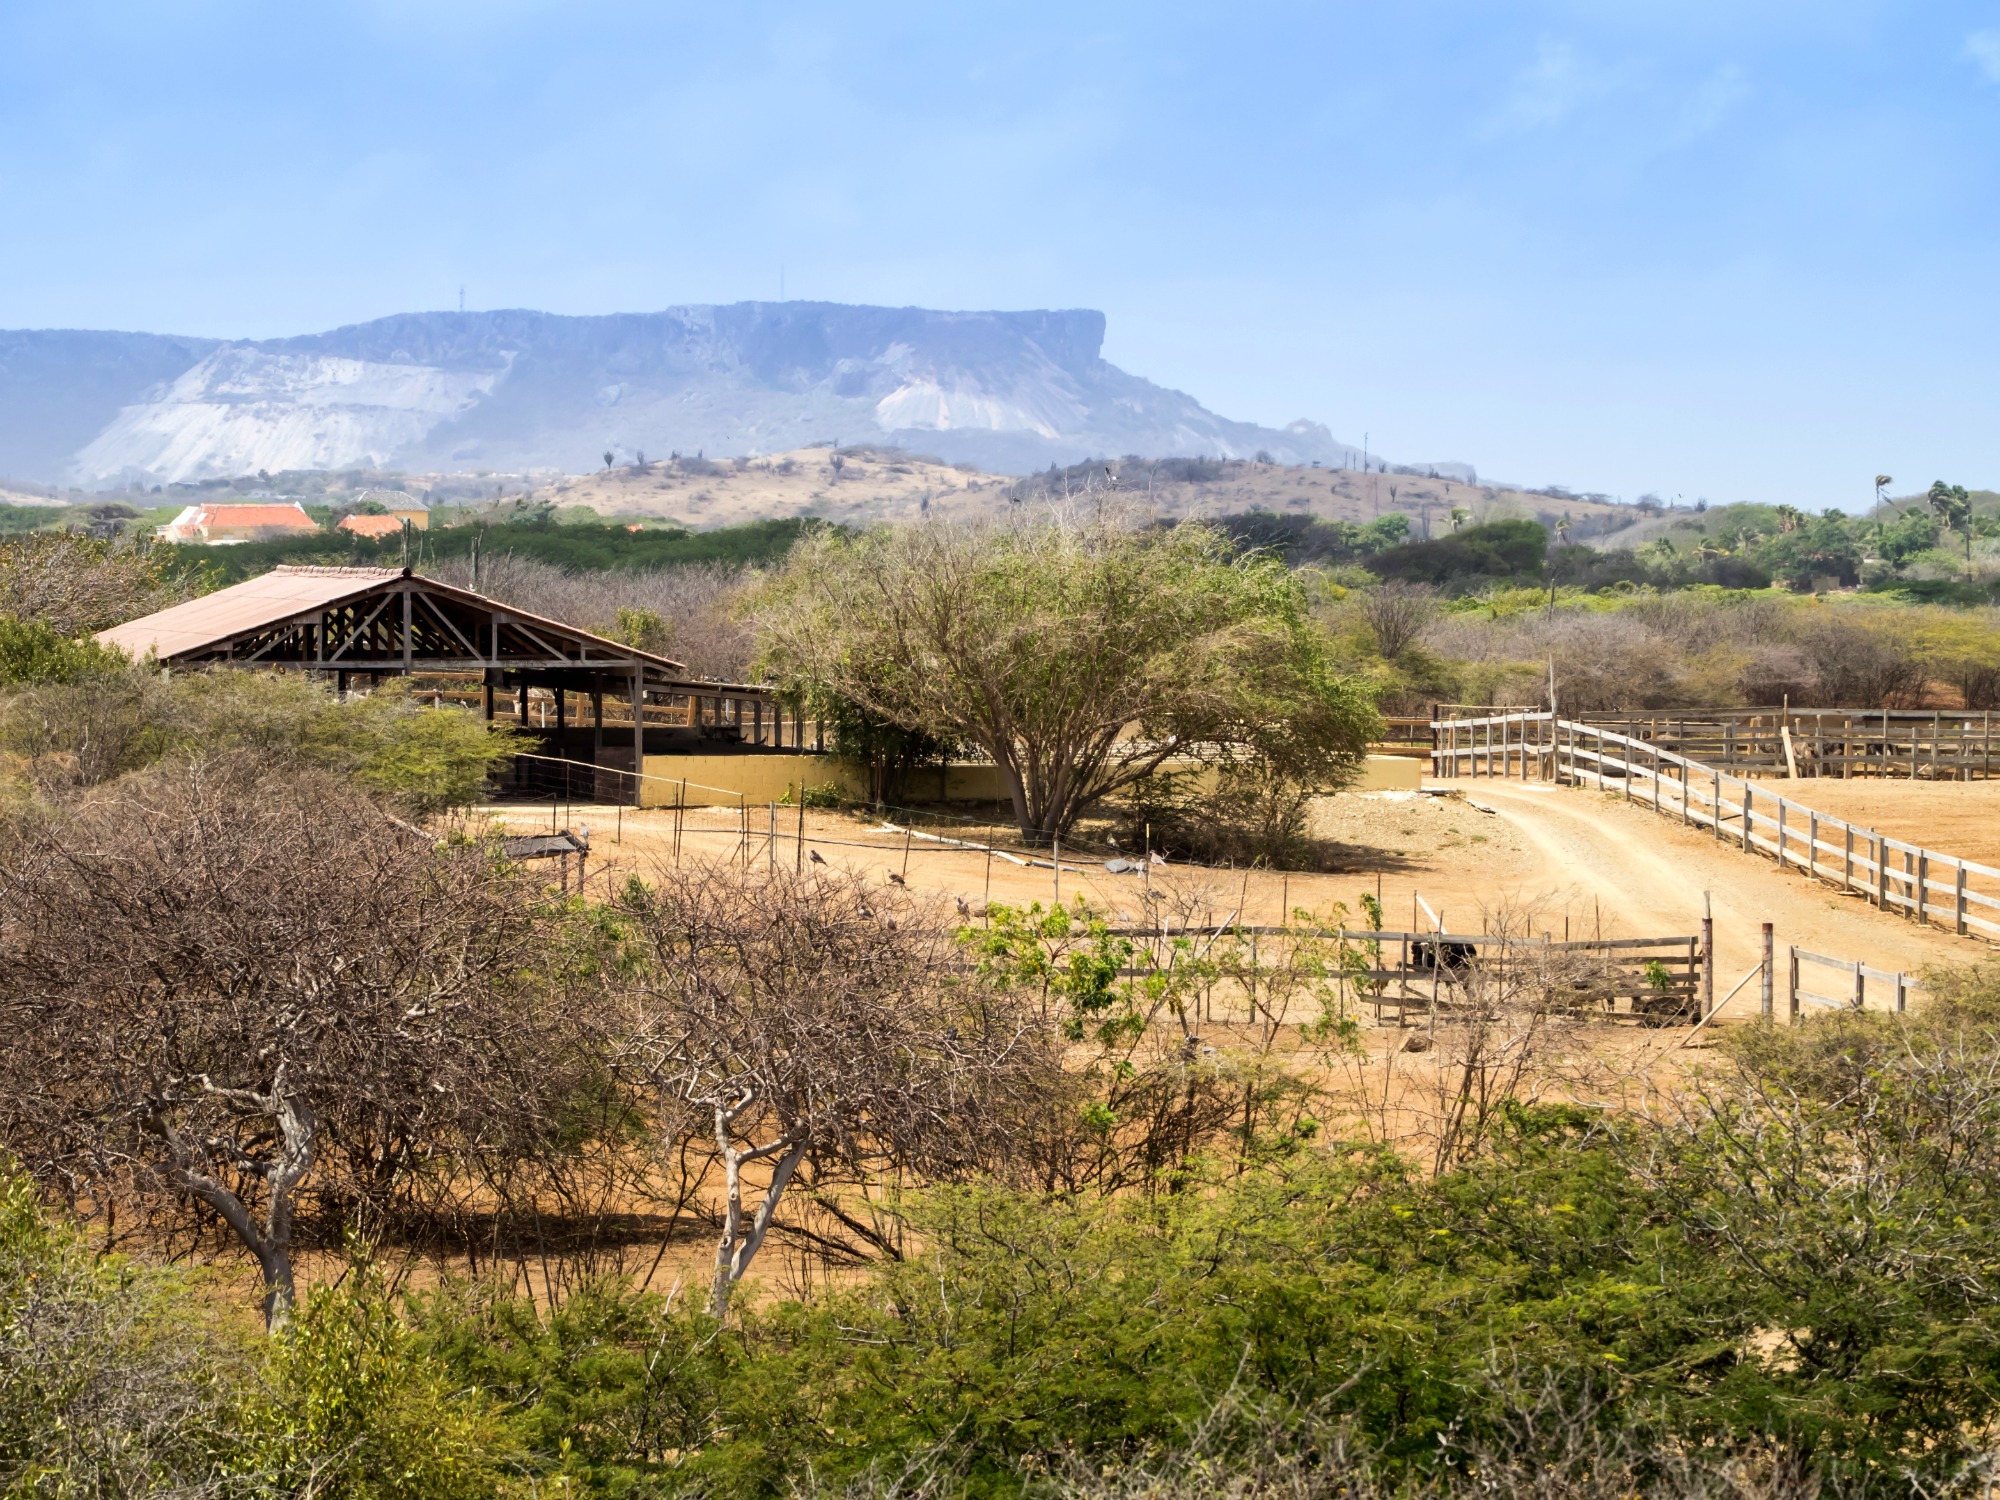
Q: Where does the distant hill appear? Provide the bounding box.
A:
[516,449,1639,536]
[0,304,1436,487]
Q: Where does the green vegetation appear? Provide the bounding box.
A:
[14,959,2000,1493]
[0,670,519,813]
[166,515,826,585]
[751,517,1379,845]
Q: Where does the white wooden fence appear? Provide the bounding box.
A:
[1434,712,2000,945]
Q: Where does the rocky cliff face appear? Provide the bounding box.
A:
[0,304,1363,485]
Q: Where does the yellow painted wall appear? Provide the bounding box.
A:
[639,752,1419,806]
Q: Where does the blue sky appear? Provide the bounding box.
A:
[0,1,1994,502]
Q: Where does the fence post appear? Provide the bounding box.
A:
[1844,824,1853,889]
[1917,850,1929,924]
[1680,759,1689,825]
[1652,744,1662,813]
[1712,767,1721,840]
[1760,923,1773,1020]
[1895,972,1908,1013]
[1876,835,1887,908]
[1777,800,1787,869]
[1852,959,1865,1012]
[1700,896,1714,1018]
[1808,810,1817,880]
[1790,946,1803,1023]
[1956,862,1969,937]
[1741,783,1754,853]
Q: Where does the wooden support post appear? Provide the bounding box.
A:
[1808,810,1817,879]
[1876,835,1888,909]
[555,686,565,741]
[1712,767,1721,839]
[1680,759,1689,824]
[1761,923,1774,1021]
[482,674,494,721]
[1957,862,1970,937]
[1777,800,1787,869]
[1895,972,1909,1013]
[591,676,604,769]
[1917,850,1929,924]
[1788,945,1801,1023]
[1844,823,1853,888]
[1700,897,1714,1018]
[1741,783,1754,853]
[630,666,644,806]
[1852,959,1865,1012]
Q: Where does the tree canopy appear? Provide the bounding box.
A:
[749,516,1379,841]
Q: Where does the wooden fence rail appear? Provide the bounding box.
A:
[1432,706,1999,780]
[1434,711,2000,945]
[1788,945,1916,1019]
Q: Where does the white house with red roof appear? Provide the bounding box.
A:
[156,501,320,545]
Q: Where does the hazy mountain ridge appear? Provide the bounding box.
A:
[0,304,1393,486]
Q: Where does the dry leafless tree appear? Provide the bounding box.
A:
[611,861,1060,1316]
[0,758,596,1328]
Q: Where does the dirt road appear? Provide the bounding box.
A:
[1462,780,1986,1016]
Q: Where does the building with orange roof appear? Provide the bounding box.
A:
[155,502,320,545]
[337,513,413,539]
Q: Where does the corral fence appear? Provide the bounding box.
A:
[1434,711,2000,944]
[1433,705,2000,781]
[1789,946,1918,1019]
[1314,928,1705,1027]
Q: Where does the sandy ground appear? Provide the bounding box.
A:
[493,775,1991,1026]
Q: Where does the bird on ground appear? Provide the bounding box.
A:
[955,896,971,918]
[808,848,826,864]
[886,869,907,886]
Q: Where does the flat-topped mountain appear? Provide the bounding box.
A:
[0,304,1398,486]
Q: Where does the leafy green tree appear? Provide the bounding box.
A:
[751,518,1378,842]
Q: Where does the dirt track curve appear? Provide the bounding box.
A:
[1462,780,1986,1017]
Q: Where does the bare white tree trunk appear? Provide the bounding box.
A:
[706,1100,809,1318]
[148,1066,317,1332]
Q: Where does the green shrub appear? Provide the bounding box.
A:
[0,615,127,686]
[0,1169,230,1495]
[235,1268,532,1500]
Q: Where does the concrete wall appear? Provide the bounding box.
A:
[637,753,1418,806]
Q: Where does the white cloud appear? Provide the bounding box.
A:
[1492,39,1617,134]
[1672,63,1750,143]
[1966,30,2000,83]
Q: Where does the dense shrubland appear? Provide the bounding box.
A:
[14,943,2000,1495]
[14,525,2000,1493]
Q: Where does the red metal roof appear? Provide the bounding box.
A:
[99,566,404,660]
[96,565,690,677]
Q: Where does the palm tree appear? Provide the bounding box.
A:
[1448,506,1470,533]
[1928,480,1974,571]
[1873,474,1893,517]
